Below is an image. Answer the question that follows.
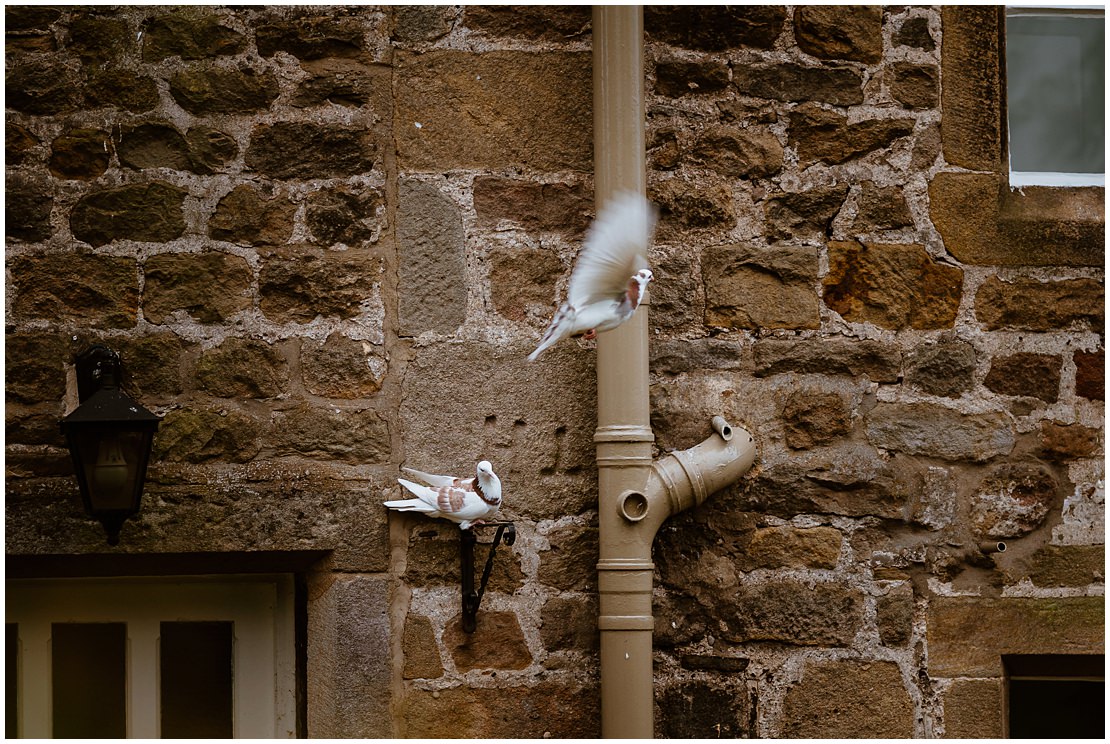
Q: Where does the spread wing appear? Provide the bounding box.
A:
[566,191,656,309]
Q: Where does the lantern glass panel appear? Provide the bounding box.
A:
[69,428,153,513]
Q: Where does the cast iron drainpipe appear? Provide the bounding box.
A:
[592,5,758,738]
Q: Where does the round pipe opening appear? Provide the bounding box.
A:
[619,490,649,522]
[711,415,733,441]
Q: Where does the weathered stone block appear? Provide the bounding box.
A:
[1073,350,1104,400]
[5,172,53,242]
[793,6,882,63]
[260,248,377,323]
[940,8,1002,172]
[780,660,914,738]
[5,6,62,33]
[142,10,247,61]
[743,526,841,570]
[402,614,443,680]
[85,68,160,113]
[781,390,851,449]
[890,62,940,109]
[789,103,916,167]
[1036,421,1101,461]
[5,58,82,115]
[209,184,296,247]
[823,240,963,330]
[6,122,39,166]
[271,402,390,464]
[143,251,253,324]
[690,125,784,179]
[402,522,523,593]
[895,16,935,51]
[654,58,730,97]
[169,66,279,115]
[489,247,563,325]
[66,13,130,64]
[971,462,1058,538]
[301,333,385,399]
[5,334,68,404]
[927,596,1105,677]
[391,5,453,43]
[734,63,863,106]
[256,13,366,60]
[114,332,189,400]
[152,407,262,464]
[184,126,238,174]
[246,122,377,180]
[975,276,1103,331]
[294,58,377,108]
[853,181,914,231]
[645,6,786,51]
[70,181,187,247]
[464,6,592,41]
[753,337,901,381]
[905,337,976,397]
[195,337,289,399]
[397,178,466,335]
[703,244,819,330]
[444,611,531,672]
[942,679,1004,738]
[540,595,597,652]
[658,681,752,739]
[538,521,598,591]
[651,178,735,232]
[651,337,745,377]
[984,352,1062,402]
[763,184,848,243]
[1003,544,1105,588]
[50,129,111,180]
[726,580,863,645]
[402,681,599,738]
[650,249,705,330]
[116,123,191,172]
[877,583,914,646]
[394,51,591,171]
[866,403,1014,462]
[10,253,138,328]
[473,177,591,236]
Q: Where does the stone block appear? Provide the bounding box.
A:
[793,6,883,63]
[169,66,279,115]
[974,275,1103,332]
[970,462,1058,539]
[780,660,914,737]
[984,353,1062,402]
[645,6,786,51]
[540,595,598,652]
[400,340,597,520]
[246,122,377,180]
[255,13,366,60]
[752,337,901,381]
[402,522,523,594]
[489,247,563,325]
[152,406,262,464]
[402,614,443,680]
[391,5,453,43]
[259,248,378,323]
[703,244,820,330]
[396,179,467,335]
[50,129,111,180]
[905,337,977,398]
[6,405,67,448]
[725,580,863,645]
[6,122,39,166]
[790,104,916,167]
[877,582,914,646]
[5,172,53,242]
[184,126,238,174]
[70,181,187,247]
[10,253,138,328]
[195,337,289,399]
[650,249,704,330]
[823,240,963,330]
[654,58,730,98]
[209,184,296,247]
[651,337,746,377]
[116,123,191,172]
[1003,544,1105,588]
[114,332,189,400]
[473,177,591,237]
[895,16,935,51]
[1036,421,1101,461]
[538,521,598,591]
[294,58,377,108]
[66,13,130,64]
[890,62,940,110]
[301,334,385,399]
[394,51,591,171]
[444,611,531,672]
[926,596,1105,677]
[142,9,247,61]
[143,251,253,324]
[939,8,1002,171]
[942,679,1004,738]
[271,402,390,465]
[464,6,592,42]
[1073,350,1104,400]
[689,125,783,179]
[658,680,752,739]
[853,181,914,231]
[5,57,82,115]
[402,681,599,738]
[85,68,160,113]
[866,403,1014,462]
[763,184,849,243]
[781,389,851,449]
[650,178,735,233]
[5,333,68,405]
[734,63,863,106]
[743,526,841,570]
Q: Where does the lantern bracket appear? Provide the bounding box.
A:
[459,521,516,633]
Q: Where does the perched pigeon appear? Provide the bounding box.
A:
[384,460,503,530]
[528,191,657,361]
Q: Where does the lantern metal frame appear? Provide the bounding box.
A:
[59,345,160,545]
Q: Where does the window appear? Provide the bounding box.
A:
[1005,654,1105,738]
[1006,6,1105,186]
[6,576,296,738]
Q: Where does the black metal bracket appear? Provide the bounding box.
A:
[460,521,516,633]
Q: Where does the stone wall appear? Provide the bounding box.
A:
[5,5,1103,739]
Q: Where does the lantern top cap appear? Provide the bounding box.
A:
[61,385,160,429]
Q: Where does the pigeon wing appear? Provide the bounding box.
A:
[400,466,472,490]
[566,192,656,309]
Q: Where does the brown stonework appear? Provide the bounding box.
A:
[942,679,1004,738]
[645,6,786,51]
[50,128,111,180]
[689,125,784,179]
[6,172,54,242]
[169,66,280,115]
[142,9,248,61]
[152,406,262,464]
[1036,421,1102,461]
[259,248,377,323]
[781,390,851,449]
[271,402,390,465]
[889,62,939,110]
[402,614,443,680]
[195,337,289,399]
[402,681,599,738]
[763,183,849,243]
[540,595,597,652]
[702,244,820,330]
[877,583,914,646]
[983,353,1062,402]
[753,337,901,381]
[85,68,160,113]
[970,462,1058,539]
[866,403,1014,462]
[743,526,841,570]
[10,253,138,329]
[70,181,187,247]
[143,252,253,324]
[396,178,466,335]
[209,184,297,247]
[5,334,68,405]
[1074,351,1104,400]
[725,580,863,645]
[464,6,592,42]
[974,276,1103,332]
[246,122,377,180]
[853,181,914,231]
[301,334,385,399]
[1003,545,1105,588]
[473,177,592,236]
[659,680,752,739]
[653,58,730,98]
[489,248,563,325]
[255,13,366,60]
[734,63,863,106]
[444,611,531,672]
[793,6,883,63]
[780,660,914,737]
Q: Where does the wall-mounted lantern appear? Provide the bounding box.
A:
[59,345,160,546]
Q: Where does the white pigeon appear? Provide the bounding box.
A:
[383,460,503,530]
[528,191,657,361]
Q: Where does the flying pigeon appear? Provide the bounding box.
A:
[528,191,657,361]
[383,460,503,530]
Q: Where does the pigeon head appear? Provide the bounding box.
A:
[634,268,654,286]
[477,460,494,476]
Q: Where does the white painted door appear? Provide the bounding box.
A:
[6,575,296,738]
